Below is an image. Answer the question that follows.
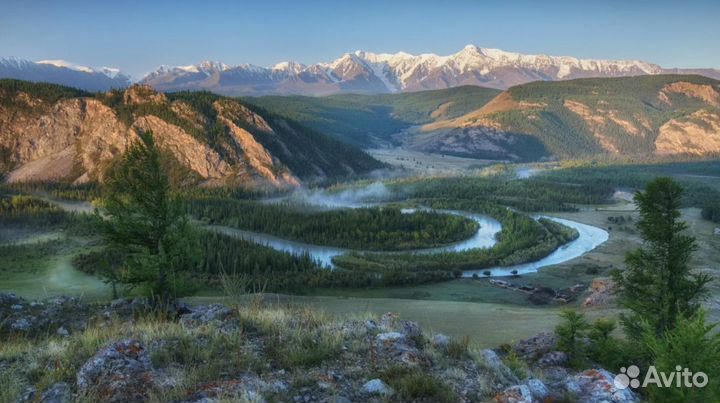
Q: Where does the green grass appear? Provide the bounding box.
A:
[380,366,458,403]
[0,236,109,300]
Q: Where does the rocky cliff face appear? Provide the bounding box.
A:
[0,82,380,186]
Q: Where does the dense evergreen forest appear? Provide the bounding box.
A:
[333,204,578,274]
[391,175,614,212]
[535,161,720,222]
[185,197,479,251]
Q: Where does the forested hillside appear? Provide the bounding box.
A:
[420,75,720,159]
[248,86,501,146]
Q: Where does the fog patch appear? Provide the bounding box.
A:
[288,182,395,208]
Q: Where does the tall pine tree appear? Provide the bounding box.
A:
[613,177,710,338]
[97,131,199,305]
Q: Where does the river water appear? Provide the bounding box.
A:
[45,195,608,278]
[209,199,608,277]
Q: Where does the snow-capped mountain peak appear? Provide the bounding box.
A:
[0,57,131,91]
[131,45,720,96]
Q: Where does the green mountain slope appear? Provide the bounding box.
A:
[246,86,501,147]
[420,75,720,159]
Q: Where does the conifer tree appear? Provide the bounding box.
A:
[613,177,710,338]
[97,131,199,305]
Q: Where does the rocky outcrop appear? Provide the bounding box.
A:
[76,339,160,403]
[583,277,616,307]
[655,109,720,155]
[2,297,642,403]
[564,369,638,403]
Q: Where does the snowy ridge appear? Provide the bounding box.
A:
[0,57,131,91]
[138,44,682,95]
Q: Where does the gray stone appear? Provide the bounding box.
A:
[376,331,404,342]
[179,304,233,328]
[565,369,638,403]
[76,339,157,403]
[496,384,533,403]
[538,351,568,366]
[362,379,392,396]
[40,382,72,403]
[11,317,32,331]
[56,326,69,337]
[480,349,519,386]
[525,378,549,400]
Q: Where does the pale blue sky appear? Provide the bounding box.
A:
[1,0,718,78]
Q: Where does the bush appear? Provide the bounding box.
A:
[555,310,590,368]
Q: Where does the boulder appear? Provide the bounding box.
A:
[76,339,158,403]
[513,332,557,361]
[179,304,233,328]
[495,384,533,403]
[399,320,422,342]
[564,369,638,403]
[375,332,424,367]
[480,349,519,386]
[181,375,279,403]
[361,379,392,396]
[525,378,549,401]
[40,382,72,403]
[538,351,568,367]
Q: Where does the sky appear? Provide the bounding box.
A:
[1,0,719,79]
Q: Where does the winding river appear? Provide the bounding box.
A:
[43,195,608,278]
[209,199,608,277]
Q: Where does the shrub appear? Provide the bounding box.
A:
[643,311,720,403]
[447,335,470,359]
[555,310,590,368]
[381,367,457,403]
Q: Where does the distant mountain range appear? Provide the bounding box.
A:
[0,58,131,91]
[3,46,720,95]
[140,45,720,95]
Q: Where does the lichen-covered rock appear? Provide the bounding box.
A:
[538,351,568,367]
[375,332,424,367]
[180,374,285,403]
[1,294,90,336]
[495,384,533,403]
[564,369,638,403]
[40,382,72,403]
[513,332,557,361]
[179,304,233,328]
[76,339,158,403]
